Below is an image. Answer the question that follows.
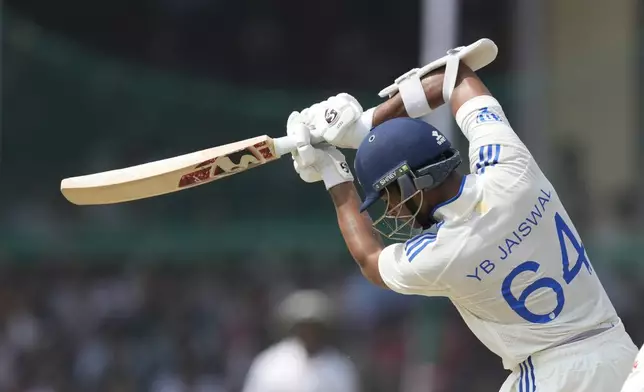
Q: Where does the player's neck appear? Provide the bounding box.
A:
[438,172,464,203]
[422,171,464,221]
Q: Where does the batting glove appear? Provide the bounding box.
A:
[287,111,354,190]
[301,93,375,150]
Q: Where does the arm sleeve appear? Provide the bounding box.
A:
[455,95,537,186]
[378,239,449,296]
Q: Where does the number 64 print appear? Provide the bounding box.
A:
[502,212,593,324]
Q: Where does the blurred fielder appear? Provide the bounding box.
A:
[241,290,359,392]
[286,41,638,391]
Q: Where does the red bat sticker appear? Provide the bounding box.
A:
[178,142,275,188]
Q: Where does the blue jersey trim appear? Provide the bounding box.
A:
[476,144,502,174]
[518,357,536,391]
[430,175,467,217]
[477,146,486,174]
[404,226,443,262]
[405,233,436,253]
[492,144,501,166]
[527,357,536,391]
[408,238,435,262]
[404,233,437,262]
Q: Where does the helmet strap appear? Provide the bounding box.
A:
[396,175,436,230]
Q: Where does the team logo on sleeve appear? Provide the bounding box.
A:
[476,107,503,124]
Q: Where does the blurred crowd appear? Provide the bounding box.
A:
[0,262,420,392]
[0,257,639,392]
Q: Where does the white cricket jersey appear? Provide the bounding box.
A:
[378,95,620,370]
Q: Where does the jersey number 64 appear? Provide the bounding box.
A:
[501,213,593,324]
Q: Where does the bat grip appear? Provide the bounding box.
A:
[273,135,325,157]
[273,136,297,156]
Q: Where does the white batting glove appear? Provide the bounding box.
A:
[287,111,354,189]
[301,93,375,150]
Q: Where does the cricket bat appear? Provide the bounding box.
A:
[60,135,299,205]
[61,38,498,206]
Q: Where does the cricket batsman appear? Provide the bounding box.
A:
[285,40,639,391]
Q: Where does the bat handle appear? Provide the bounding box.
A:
[273,136,297,157]
[273,135,325,157]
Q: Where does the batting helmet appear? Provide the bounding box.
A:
[354,118,461,239]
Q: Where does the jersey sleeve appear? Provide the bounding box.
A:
[455,95,536,185]
[378,236,450,296]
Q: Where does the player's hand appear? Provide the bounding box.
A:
[300,93,373,150]
[287,111,354,189]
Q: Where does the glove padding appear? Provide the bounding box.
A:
[287,111,354,189]
[300,93,373,150]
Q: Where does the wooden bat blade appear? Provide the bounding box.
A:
[61,135,280,205]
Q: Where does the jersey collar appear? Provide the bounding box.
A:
[431,175,480,222]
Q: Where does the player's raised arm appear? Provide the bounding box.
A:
[298,39,498,150]
[371,63,491,126]
[367,38,497,127]
[370,40,533,186]
[329,183,386,287]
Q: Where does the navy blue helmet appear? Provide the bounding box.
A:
[354,118,461,238]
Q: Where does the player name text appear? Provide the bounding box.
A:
[466,188,552,282]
